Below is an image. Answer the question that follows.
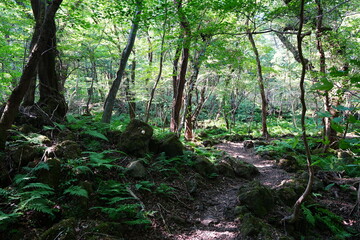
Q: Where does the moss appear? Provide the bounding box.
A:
[39,218,76,240]
[237,181,274,217]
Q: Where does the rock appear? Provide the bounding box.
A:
[277,156,300,173]
[192,155,217,177]
[126,160,147,178]
[276,186,298,206]
[240,213,273,238]
[39,218,76,240]
[158,133,183,158]
[225,134,245,142]
[216,160,235,178]
[118,120,153,157]
[220,156,259,179]
[243,140,254,149]
[10,143,43,168]
[46,140,81,159]
[237,181,274,217]
[37,158,61,188]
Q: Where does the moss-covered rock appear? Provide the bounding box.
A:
[10,143,44,168]
[237,181,274,217]
[157,133,183,158]
[118,120,153,157]
[46,140,81,159]
[126,160,147,179]
[219,156,259,179]
[239,213,273,238]
[277,156,300,173]
[39,218,76,240]
[192,155,217,177]
[37,158,62,188]
[276,186,298,206]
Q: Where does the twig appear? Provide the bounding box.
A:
[157,203,171,234]
[126,186,146,211]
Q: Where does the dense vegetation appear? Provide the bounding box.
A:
[0,0,359,239]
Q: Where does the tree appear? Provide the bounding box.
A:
[23,0,67,120]
[282,0,314,223]
[102,0,143,123]
[0,0,63,164]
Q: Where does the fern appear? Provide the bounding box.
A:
[301,205,315,226]
[23,182,54,190]
[18,195,55,217]
[64,186,89,198]
[83,130,109,141]
[92,204,140,220]
[0,211,21,231]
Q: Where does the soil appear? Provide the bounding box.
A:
[134,140,360,240]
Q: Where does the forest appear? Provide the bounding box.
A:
[0,0,359,239]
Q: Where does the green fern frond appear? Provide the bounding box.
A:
[23,183,54,191]
[301,205,315,226]
[64,186,89,198]
[123,218,151,225]
[18,196,55,216]
[14,174,35,185]
[107,197,134,205]
[83,130,109,141]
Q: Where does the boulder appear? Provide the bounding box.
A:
[46,140,81,160]
[10,143,43,168]
[192,155,217,177]
[157,133,183,158]
[237,181,274,217]
[126,160,147,179]
[39,218,76,240]
[37,158,62,188]
[277,156,300,173]
[240,213,272,238]
[118,120,153,157]
[218,156,259,179]
[243,140,254,149]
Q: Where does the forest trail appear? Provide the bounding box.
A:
[172,141,293,240]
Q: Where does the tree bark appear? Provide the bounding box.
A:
[23,0,67,119]
[102,1,142,123]
[0,0,63,149]
[247,28,270,139]
[170,0,191,133]
[282,0,314,223]
[184,38,210,140]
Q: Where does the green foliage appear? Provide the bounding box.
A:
[302,204,352,239]
[155,183,175,195]
[64,186,89,198]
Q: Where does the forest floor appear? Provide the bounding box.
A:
[148,141,294,240]
[139,140,359,240]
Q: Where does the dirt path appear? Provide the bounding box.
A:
[171,141,293,240]
[216,141,294,189]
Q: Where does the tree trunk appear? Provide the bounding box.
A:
[0,0,63,148]
[247,28,270,139]
[102,1,142,123]
[315,0,337,150]
[170,0,191,134]
[145,8,168,123]
[282,0,314,223]
[125,59,136,120]
[23,0,67,120]
[184,39,210,140]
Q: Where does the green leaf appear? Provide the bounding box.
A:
[330,122,344,133]
[311,78,334,91]
[64,186,89,198]
[83,130,109,141]
[302,205,315,226]
[23,183,54,191]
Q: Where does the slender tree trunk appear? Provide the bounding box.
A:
[0,0,63,149]
[125,59,136,120]
[145,7,168,123]
[184,39,210,140]
[315,0,337,150]
[247,28,270,139]
[283,0,314,223]
[102,1,142,123]
[170,0,191,133]
[85,57,97,115]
